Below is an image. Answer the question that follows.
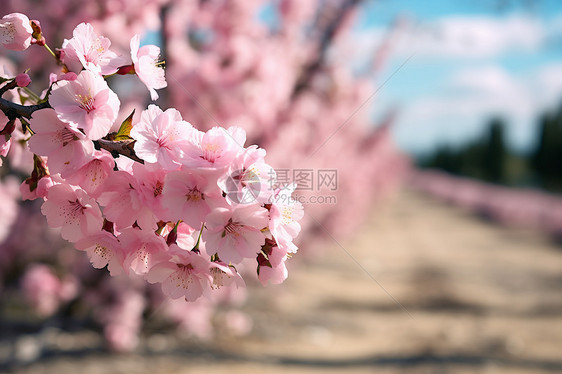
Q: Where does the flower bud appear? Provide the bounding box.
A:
[30,19,45,46]
[15,73,31,87]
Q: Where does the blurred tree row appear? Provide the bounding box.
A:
[418,102,562,193]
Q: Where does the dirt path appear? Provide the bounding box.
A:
[9,189,562,374]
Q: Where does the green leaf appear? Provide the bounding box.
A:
[114,109,135,141]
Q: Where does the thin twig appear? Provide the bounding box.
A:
[291,0,363,98]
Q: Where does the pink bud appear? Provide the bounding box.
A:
[116,64,135,75]
[15,73,31,87]
[30,19,41,33]
[30,20,45,46]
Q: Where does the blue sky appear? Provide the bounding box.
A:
[169,1,562,157]
[349,0,562,155]
[358,0,562,26]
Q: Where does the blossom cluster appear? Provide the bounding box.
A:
[0,13,303,302]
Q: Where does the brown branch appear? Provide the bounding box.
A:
[0,76,146,165]
[0,93,144,164]
[291,0,364,99]
[95,138,145,164]
[0,80,18,97]
[0,96,51,120]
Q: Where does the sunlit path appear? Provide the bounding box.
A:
[8,189,562,374]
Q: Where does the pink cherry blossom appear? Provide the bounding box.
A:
[75,230,124,275]
[204,204,268,264]
[119,227,169,276]
[257,256,288,285]
[268,184,304,253]
[258,260,288,286]
[161,298,214,339]
[62,22,124,75]
[21,264,73,317]
[114,154,135,173]
[0,13,33,51]
[161,169,220,228]
[130,162,168,219]
[0,134,10,167]
[6,127,33,174]
[65,150,115,198]
[130,105,193,170]
[209,261,244,290]
[181,126,246,171]
[257,241,289,286]
[146,245,212,301]
[0,107,12,164]
[0,9,325,321]
[49,69,120,140]
[159,221,197,250]
[41,184,103,242]
[21,264,61,316]
[50,71,78,83]
[20,174,57,201]
[27,109,94,177]
[0,176,18,245]
[223,310,253,336]
[218,145,276,205]
[176,222,198,250]
[100,287,145,352]
[130,34,167,100]
[97,170,154,230]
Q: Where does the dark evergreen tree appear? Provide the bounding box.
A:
[418,100,562,194]
[483,118,507,183]
[530,104,562,191]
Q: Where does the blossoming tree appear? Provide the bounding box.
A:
[0,0,408,351]
[0,11,304,295]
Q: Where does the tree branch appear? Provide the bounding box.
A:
[0,96,51,120]
[291,0,363,99]
[0,93,144,164]
[94,138,145,164]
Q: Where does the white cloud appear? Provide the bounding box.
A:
[398,15,544,59]
[392,64,562,154]
[337,12,562,154]
[449,66,522,93]
[533,64,562,109]
[345,13,549,63]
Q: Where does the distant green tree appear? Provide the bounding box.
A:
[418,101,562,194]
[420,145,460,175]
[420,118,507,183]
[530,104,562,191]
[458,142,485,179]
[483,118,507,183]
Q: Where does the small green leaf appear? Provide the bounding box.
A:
[114,109,135,141]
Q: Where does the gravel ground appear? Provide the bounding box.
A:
[2,189,562,374]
